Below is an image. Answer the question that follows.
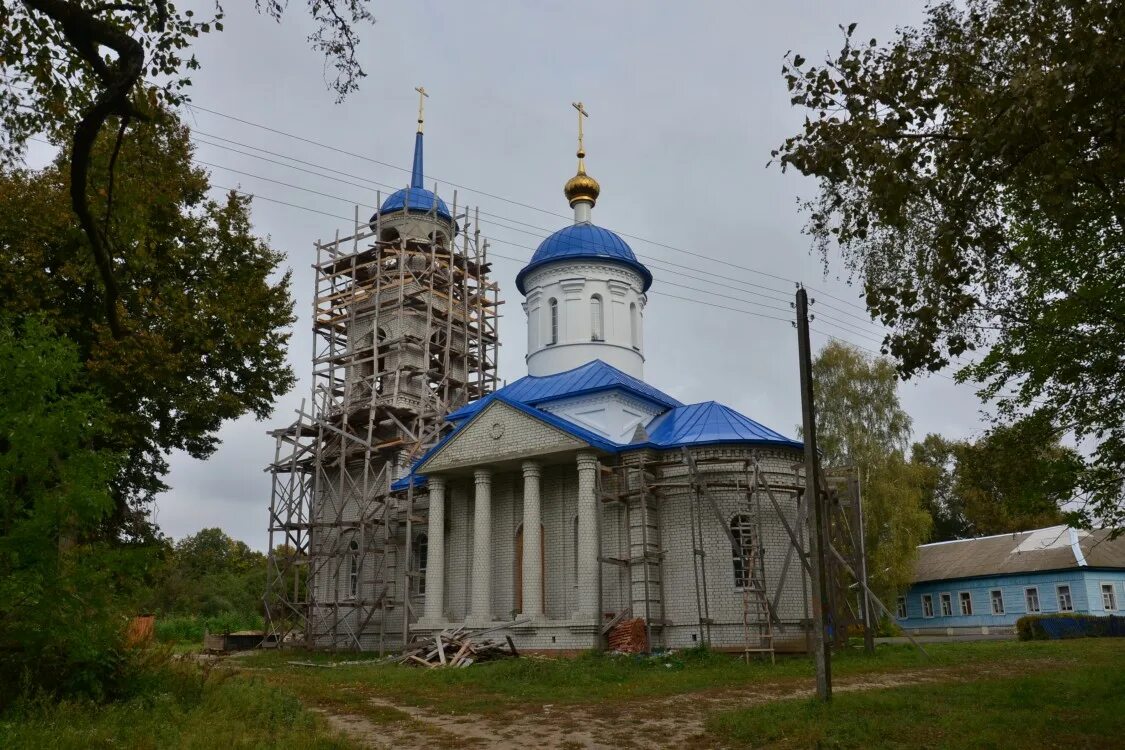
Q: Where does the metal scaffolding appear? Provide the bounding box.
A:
[264,192,500,651]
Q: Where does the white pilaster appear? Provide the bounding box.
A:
[520,461,543,619]
[422,476,446,623]
[576,451,600,619]
[469,469,493,624]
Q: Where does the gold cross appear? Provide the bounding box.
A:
[415,86,429,132]
[572,101,589,155]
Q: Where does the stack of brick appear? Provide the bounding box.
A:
[607,618,648,653]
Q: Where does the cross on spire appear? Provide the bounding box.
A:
[572,101,588,158]
[415,86,429,133]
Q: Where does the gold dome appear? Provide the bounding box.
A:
[564,151,600,207]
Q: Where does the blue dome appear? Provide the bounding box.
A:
[516,223,652,293]
[379,187,452,221]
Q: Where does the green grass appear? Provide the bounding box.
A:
[244,638,1103,717]
[154,612,265,643]
[707,643,1125,748]
[0,664,348,749]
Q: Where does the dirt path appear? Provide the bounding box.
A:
[308,665,1004,749]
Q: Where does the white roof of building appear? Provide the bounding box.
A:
[912,525,1125,583]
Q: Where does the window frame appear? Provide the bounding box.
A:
[629,302,640,350]
[1025,586,1041,614]
[548,298,559,346]
[1056,584,1073,613]
[958,590,973,616]
[729,513,755,590]
[896,596,907,619]
[1102,582,1118,611]
[590,294,604,342]
[939,592,953,617]
[348,539,360,599]
[990,589,1005,615]
[921,593,934,619]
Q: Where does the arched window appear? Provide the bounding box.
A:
[374,327,388,395]
[730,514,754,589]
[590,295,604,341]
[348,540,360,598]
[630,302,640,349]
[414,533,428,596]
[548,298,559,345]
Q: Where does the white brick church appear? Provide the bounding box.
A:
[390,111,814,654]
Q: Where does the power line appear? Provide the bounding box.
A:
[183,101,875,314]
[188,132,891,334]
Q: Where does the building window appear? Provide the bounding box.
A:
[629,302,640,349]
[348,540,360,599]
[896,597,907,619]
[414,533,428,596]
[990,590,1005,615]
[1057,585,1073,613]
[548,298,559,345]
[940,592,952,617]
[1103,583,1118,611]
[922,594,934,618]
[730,514,754,589]
[590,294,604,341]
[1025,587,1040,613]
[959,591,973,616]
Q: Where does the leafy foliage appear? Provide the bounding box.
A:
[0,116,296,537]
[807,341,931,599]
[0,316,145,706]
[775,0,1125,528]
[145,528,268,624]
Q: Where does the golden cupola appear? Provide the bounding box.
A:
[564,151,600,207]
[564,101,600,212]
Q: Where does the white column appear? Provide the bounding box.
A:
[520,461,543,619]
[469,469,493,624]
[422,476,445,623]
[576,451,600,619]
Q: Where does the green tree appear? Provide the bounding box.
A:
[0,115,296,537]
[1,1,374,335]
[775,0,1125,528]
[147,528,267,618]
[911,434,970,541]
[808,341,931,600]
[0,316,142,704]
[953,416,1080,536]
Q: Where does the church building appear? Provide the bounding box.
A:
[389,104,815,655]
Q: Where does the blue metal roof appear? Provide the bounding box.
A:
[645,401,802,449]
[378,131,452,221]
[392,396,801,490]
[446,359,682,422]
[515,223,652,293]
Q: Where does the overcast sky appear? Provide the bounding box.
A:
[129,0,988,549]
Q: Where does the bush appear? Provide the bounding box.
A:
[154,612,265,643]
[1016,613,1125,640]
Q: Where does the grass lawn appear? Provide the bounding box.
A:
[707,643,1125,748]
[0,666,348,750]
[4,639,1121,748]
[243,638,1114,717]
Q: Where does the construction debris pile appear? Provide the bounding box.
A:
[398,626,519,668]
[607,617,649,654]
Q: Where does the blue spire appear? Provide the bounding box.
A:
[411,130,424,190]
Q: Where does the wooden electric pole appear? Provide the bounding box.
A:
[796,286,832,701]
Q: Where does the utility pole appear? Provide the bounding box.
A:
[853,472,875,655]
[796,286,832,701]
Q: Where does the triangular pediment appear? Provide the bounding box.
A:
[419,400,589,473]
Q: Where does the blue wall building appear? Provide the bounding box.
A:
[898,526,1125,634]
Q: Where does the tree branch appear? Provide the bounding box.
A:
[21,0,152,338]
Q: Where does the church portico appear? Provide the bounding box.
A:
[414,438,619,651]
